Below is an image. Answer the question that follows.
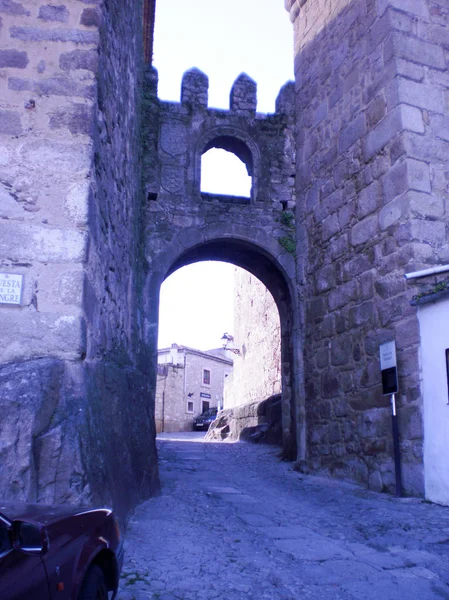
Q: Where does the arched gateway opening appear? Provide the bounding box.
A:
[145,236,303,461]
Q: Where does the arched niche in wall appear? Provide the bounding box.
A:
[193,127,261,203]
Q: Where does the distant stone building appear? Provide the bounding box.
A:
[224,269,281,409]
[156,345,233,432]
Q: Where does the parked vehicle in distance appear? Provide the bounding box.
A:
[0,503,124,600]
[193,407,218,431]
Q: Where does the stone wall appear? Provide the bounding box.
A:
[0,0,100,506]
[224,268,281,409]
[0,0,159,520]
[286,0,449,494]
[81,0,159,517]
[155,363,186,433]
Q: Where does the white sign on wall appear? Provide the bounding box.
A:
[0,273,24,305]
[380,341,397,370]
[379,340,398,396]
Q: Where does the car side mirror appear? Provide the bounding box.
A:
[11,520,49,555]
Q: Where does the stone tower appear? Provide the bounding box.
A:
[286,0,449,495]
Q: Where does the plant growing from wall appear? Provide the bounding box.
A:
[412,278,449,301]
[277,210,296,255]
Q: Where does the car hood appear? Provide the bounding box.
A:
[0,503,112,526]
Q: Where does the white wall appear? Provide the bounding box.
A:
[418,297,449,506]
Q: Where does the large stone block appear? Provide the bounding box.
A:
[2,312,86,363]
[350,214,379,246]
[358,181,380,218]
[38,4,69,22]
[387,77,445,114]
[8,76,95,99]
[0,222,87,262]
[0,110,22,135]
[363,106,402,161]
[59,49,99,72]
[10,26,98,44]
[382,158,431,205]
[0,49,28,67]
[338,113,366,153]
[377,0,429,19]
[0,1,30,15]
[384,31,446,70]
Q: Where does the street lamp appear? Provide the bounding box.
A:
[221,333,240,355]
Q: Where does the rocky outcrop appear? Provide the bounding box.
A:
[0,358,89,505]
[206,394,282,447]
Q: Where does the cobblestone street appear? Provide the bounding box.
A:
[118,435,449,600]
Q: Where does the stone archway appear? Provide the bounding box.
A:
[142,65,301,461]
[144,232,304,461]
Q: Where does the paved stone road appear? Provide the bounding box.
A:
[118,434,449,600]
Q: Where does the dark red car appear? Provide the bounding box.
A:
[0,503,124,600]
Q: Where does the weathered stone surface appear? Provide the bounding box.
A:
[0,48,27,67]
[10,26,98,43]
[59,49,98,71]
[0,0,159,521]
[0,110,21,134]
[0,358,89,504]
[38,4,69,22]
[207,394,282,446]
[8,76,95,98]
[0,0,30,15]
[181,67,208,107]
[80,7,100,27]
[287,0,449,497]
[0,222,87,262]
[230,73,257,114]
[49,103,93,135]
[224,270,281,410]
[118,440,449,600]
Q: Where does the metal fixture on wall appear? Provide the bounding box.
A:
[221,333,241,355]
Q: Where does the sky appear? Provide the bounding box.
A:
[154,0,294,350]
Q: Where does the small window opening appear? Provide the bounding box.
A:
[203,369,211,385]
[201,148,251,197]
[187,401,194,413]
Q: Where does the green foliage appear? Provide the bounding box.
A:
[278,235,296,255]
[279,210,295,229]
[277,210,296,255]
[412,278,449,301]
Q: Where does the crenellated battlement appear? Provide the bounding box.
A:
[176,67,293,117]
[181,68,209,108]
[143,64,296,209]
[230,73,257,115]
[284,0,308,22]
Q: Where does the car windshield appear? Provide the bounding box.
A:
[0,519,11,555]
[203,409,217,416]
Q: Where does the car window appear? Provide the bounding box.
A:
[0,521,12,555]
